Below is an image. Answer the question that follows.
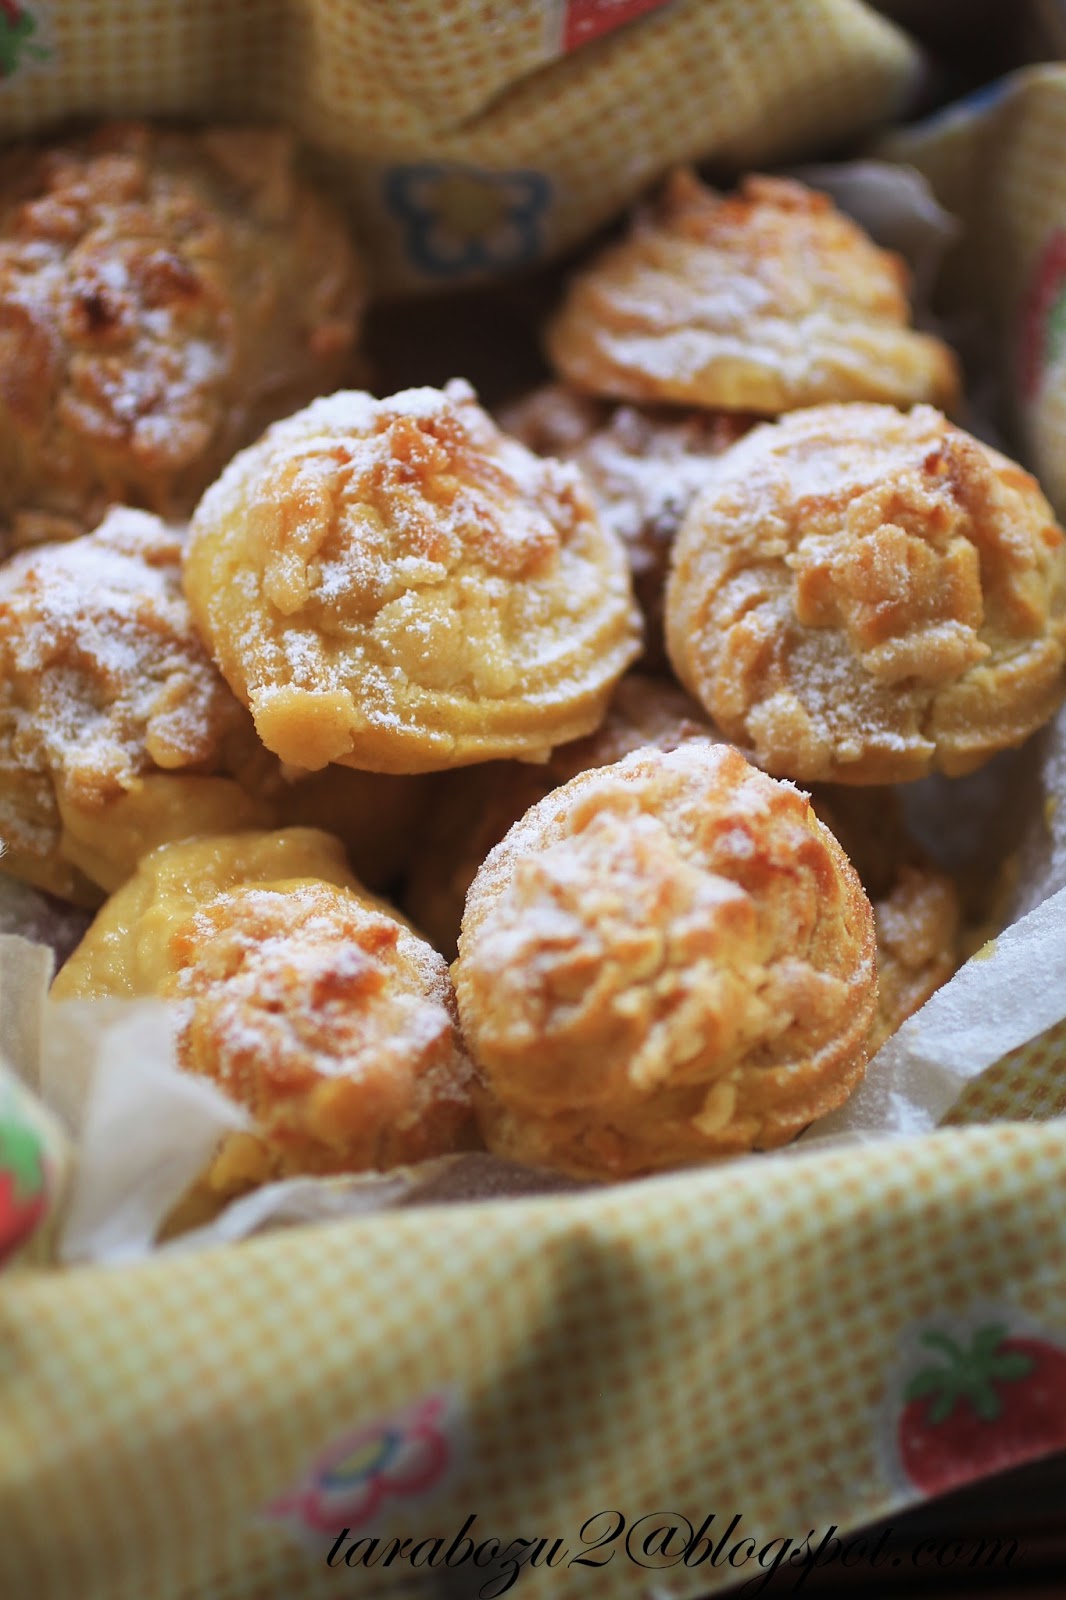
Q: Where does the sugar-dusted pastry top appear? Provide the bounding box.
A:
[455,742,877,1180]
[0,121,366,549]
[184,379,642,774]
[500,382,752,667]
[0,506,273,903]
[53,828,476,1197]
[666,404,1066,783]
[406,673,719,956]
[546,169,959,415]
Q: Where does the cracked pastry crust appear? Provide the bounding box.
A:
[665,404,1066,784]
[52,828,476,1199]
[455,742,877,1180]
[500,382,752,667]
[545,170,959,416]
[0,121,365,550]
[183,379,642,774]
[406,673,719,956]
[0,506,274,904]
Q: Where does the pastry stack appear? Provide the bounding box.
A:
[1,129,1061,1206]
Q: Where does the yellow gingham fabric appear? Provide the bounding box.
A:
[2,7,1066,1600]
[879,64,1066,519]
[0,0,920,291]
[4,1118,1066,1600]
[945,1015,1066,1124]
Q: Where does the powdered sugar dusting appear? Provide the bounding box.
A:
[0,121,365,545]
[163,874,474,1171]
[456,740,875,1179]
[186,382,641,768]
[0,506,246,856]
[668,403,1066,782]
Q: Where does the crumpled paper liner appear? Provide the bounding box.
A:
[798,885,1066,1142]
[0,925,67,1266]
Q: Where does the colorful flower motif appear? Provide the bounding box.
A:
[882,1308,1066,1499]
[384,163,552,280]
[0,1107,48,1266]
[263,1390,462,1541]
[1019,228,1066,401]
[0,2,48,80]
[561,0,675,53]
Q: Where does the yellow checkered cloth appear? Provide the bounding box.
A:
[879,64,1066,520]
[4,1115,1066,1599]
[0,0,919,290]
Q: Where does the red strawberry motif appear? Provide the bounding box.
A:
[0,1114,47,1266]
[897,1322,1066,1496]
[562,0,673,54]
[0,3,46,79]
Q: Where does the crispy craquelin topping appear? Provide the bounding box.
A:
[546,170,959,415]
[0,121,365,548]
[455,742,877,1180]
[184,380,642,773]
[666,404,1066,783]
[0,506,271,902]
[52,828,476,1196]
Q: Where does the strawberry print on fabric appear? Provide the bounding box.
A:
[0,1108,48,1265]
[0,3,48,80]
[561,0,675,53]
[888,1312,1066,1497]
